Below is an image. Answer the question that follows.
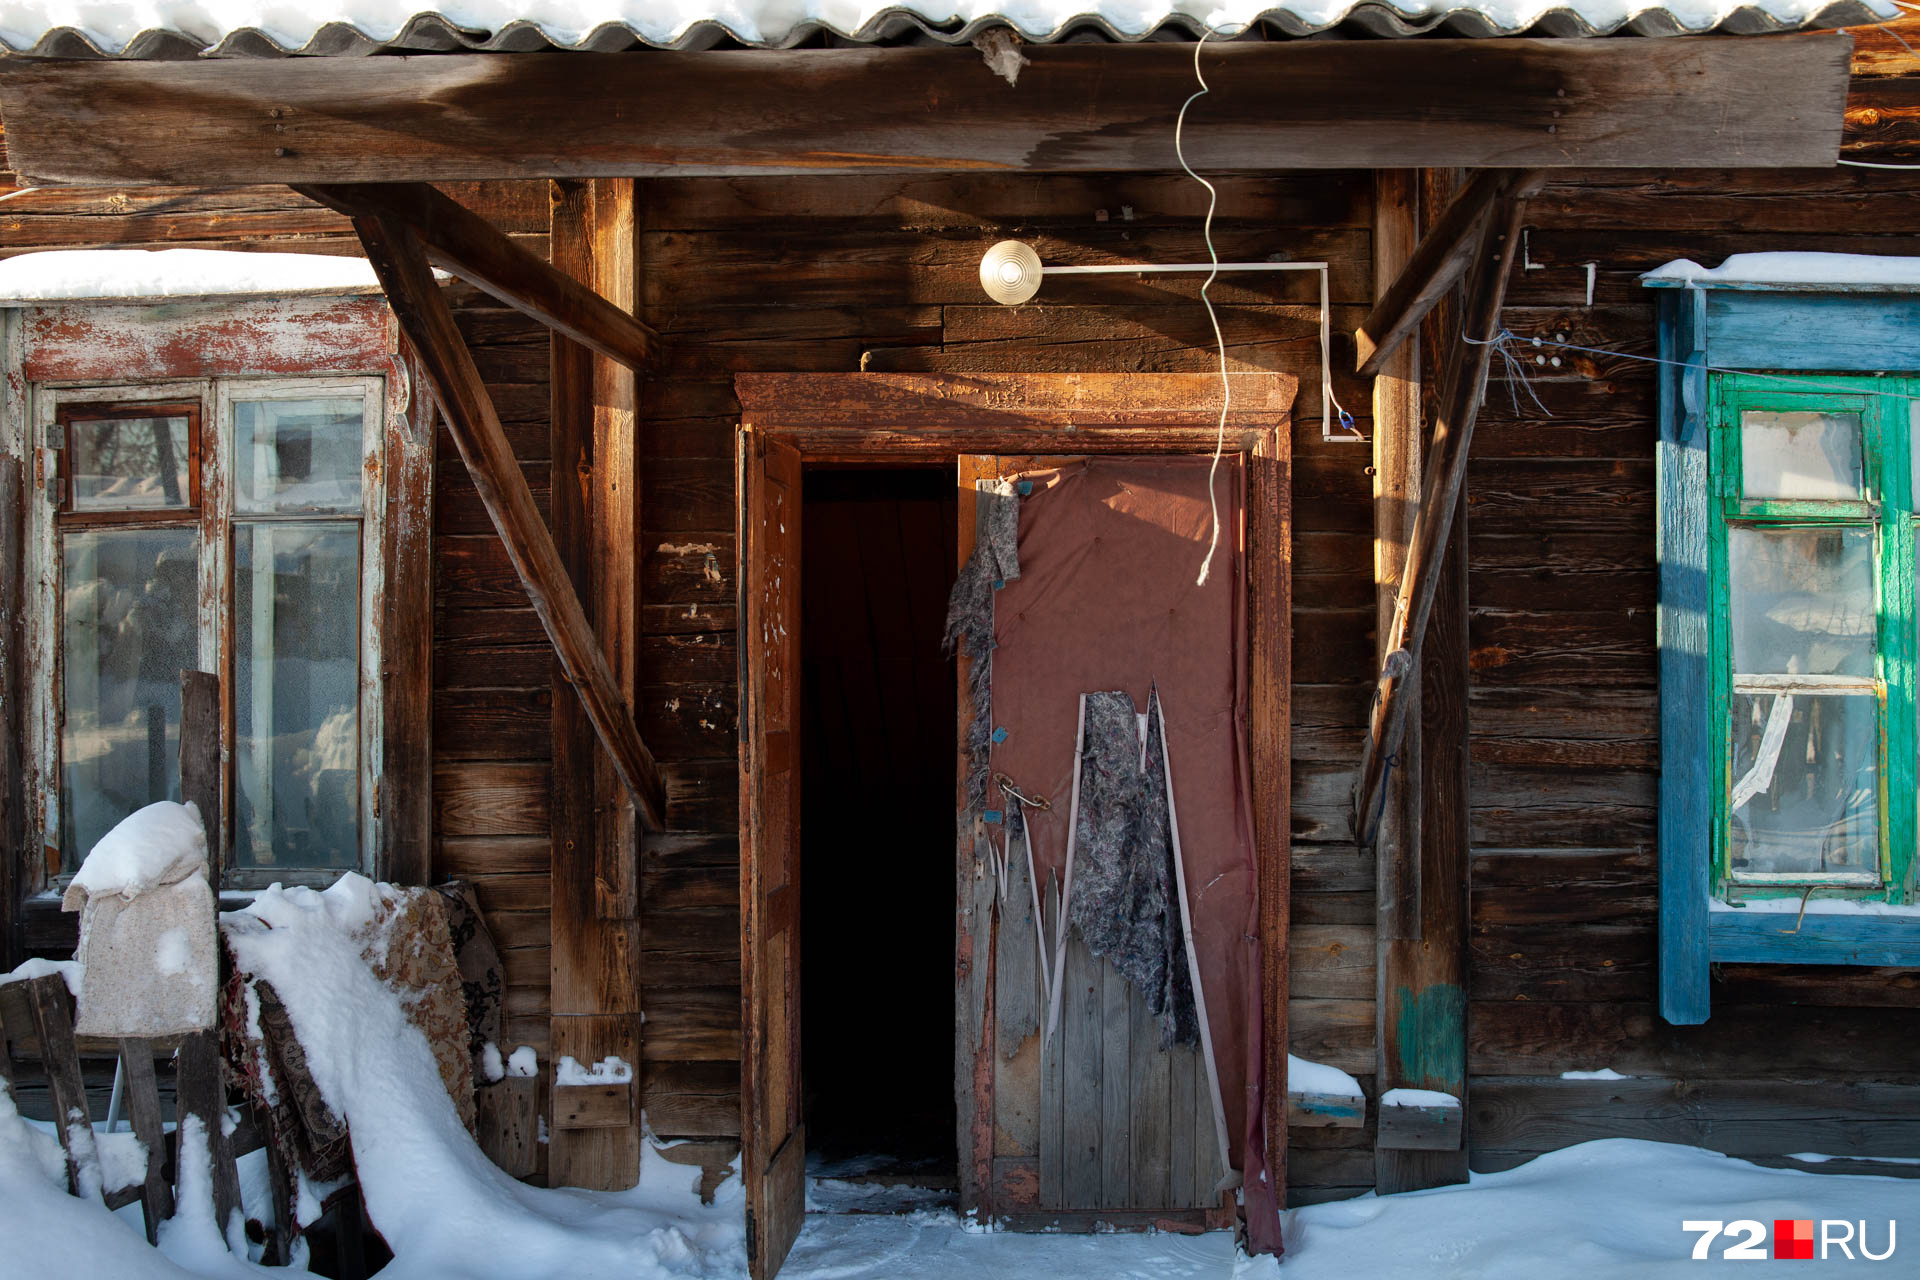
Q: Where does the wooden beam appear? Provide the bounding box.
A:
[1370,169,1423,944]
[1352,193,1529,854]
[297,183,659,371]
[350,210,667,830]
[548,177,643,1192]
[0,38,1853,186]
[1354,170,1542,380]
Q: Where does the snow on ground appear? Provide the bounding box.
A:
[4,869,1914,1279]
[1264,1139,1916,1280]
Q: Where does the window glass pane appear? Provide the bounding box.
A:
[233,398,364,514]
[1740,409,1864,501]
[59,528,198,867]
[1728,526,1875,677]
[67,414,192,510]
[233,523,360,869]
[1729,692,1878,879]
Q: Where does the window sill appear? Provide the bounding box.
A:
[1708,910,1920,966]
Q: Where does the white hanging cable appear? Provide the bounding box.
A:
[1176,27,1358,587]
[1176,26,1231,589]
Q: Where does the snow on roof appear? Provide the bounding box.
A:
[0,249,388,306]
[1643,251,1920,292]
[0,0,1895,57]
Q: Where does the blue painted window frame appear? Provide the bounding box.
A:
[1650,280,1920,1024]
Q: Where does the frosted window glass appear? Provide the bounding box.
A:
[232,522,361,869]
[1740,410,1863,501]
[1729,692,1878,878]
[1728,526,1875,677]
[233,398,363,514]
[59,528,198,866]
[68,414,192,510]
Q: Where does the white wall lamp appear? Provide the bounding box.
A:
[978,239,1357,442]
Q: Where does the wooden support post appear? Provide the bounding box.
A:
[546,178,644,1191]
[378,345,435,887]
[175,1028,242,1242]
[25,973,101,1197]
[297,183,660,371]
[1351,192,1529,853]
[180,671,221,884]
[1354,170,1542,379]
[350,209,666,829]
[1371,170,1424,944]
[118,1039,176,1242]
[1376,169,1476,1194]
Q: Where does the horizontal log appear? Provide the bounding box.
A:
[639,171,1373,232]
[1469,1077,1920,1160]
[1288,998,1375,1076]
[1469,1002,1920,1081]
[0,39,1852,187]
[437,836,549,879]
[643,1061,742,1138]
[1470,924,1655,1004]
[434,762,551,838]
[1290,924,1377,1001]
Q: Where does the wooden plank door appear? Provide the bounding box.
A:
[956,454,1226,1228]
[740,432,804,1280]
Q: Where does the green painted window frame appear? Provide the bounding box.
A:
[1706,372,1918,909]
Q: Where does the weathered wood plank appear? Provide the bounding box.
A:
[1470,1077,1920,1160]
[1100,962,1131,1208]
[353,209,666,827]
[0,40,1852,186]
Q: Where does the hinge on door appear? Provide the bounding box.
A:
[42,424,64,449]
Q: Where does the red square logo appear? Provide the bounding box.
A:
[1775,1220,1815,1260]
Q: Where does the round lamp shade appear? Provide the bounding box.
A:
[979,240,1043,306]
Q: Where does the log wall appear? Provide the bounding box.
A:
[7,14,1920,1202]
[1462,163,1920,1183]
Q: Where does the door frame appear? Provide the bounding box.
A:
[734,371,1295,1243]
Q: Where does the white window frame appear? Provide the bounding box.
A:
[23,373,388,889]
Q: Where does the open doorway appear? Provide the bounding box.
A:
[798,467,959,1188]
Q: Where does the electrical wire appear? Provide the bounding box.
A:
[1175,25,1232,589]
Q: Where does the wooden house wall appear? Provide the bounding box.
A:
[620,171,1383,1177]
[8,105,1920,1209]
[1465,165,1920,1180]
[0,169,1382,1198]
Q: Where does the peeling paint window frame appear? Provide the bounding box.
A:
[19,372,388,893]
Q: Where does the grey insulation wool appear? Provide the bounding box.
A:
[942,478,1021,818]
[1068,688,1199,1049]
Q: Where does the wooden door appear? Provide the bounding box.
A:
[740,432,804,1279]
[956,454,1228,1228]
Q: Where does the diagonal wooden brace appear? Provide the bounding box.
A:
[1352,192,1532,853]
[1354,170,1544,380]
[352,209,667,830]
[301,182,661,371]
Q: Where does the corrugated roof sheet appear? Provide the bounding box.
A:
[0,0,1895,58]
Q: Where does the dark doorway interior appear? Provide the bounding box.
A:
[799,467,959,1176]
